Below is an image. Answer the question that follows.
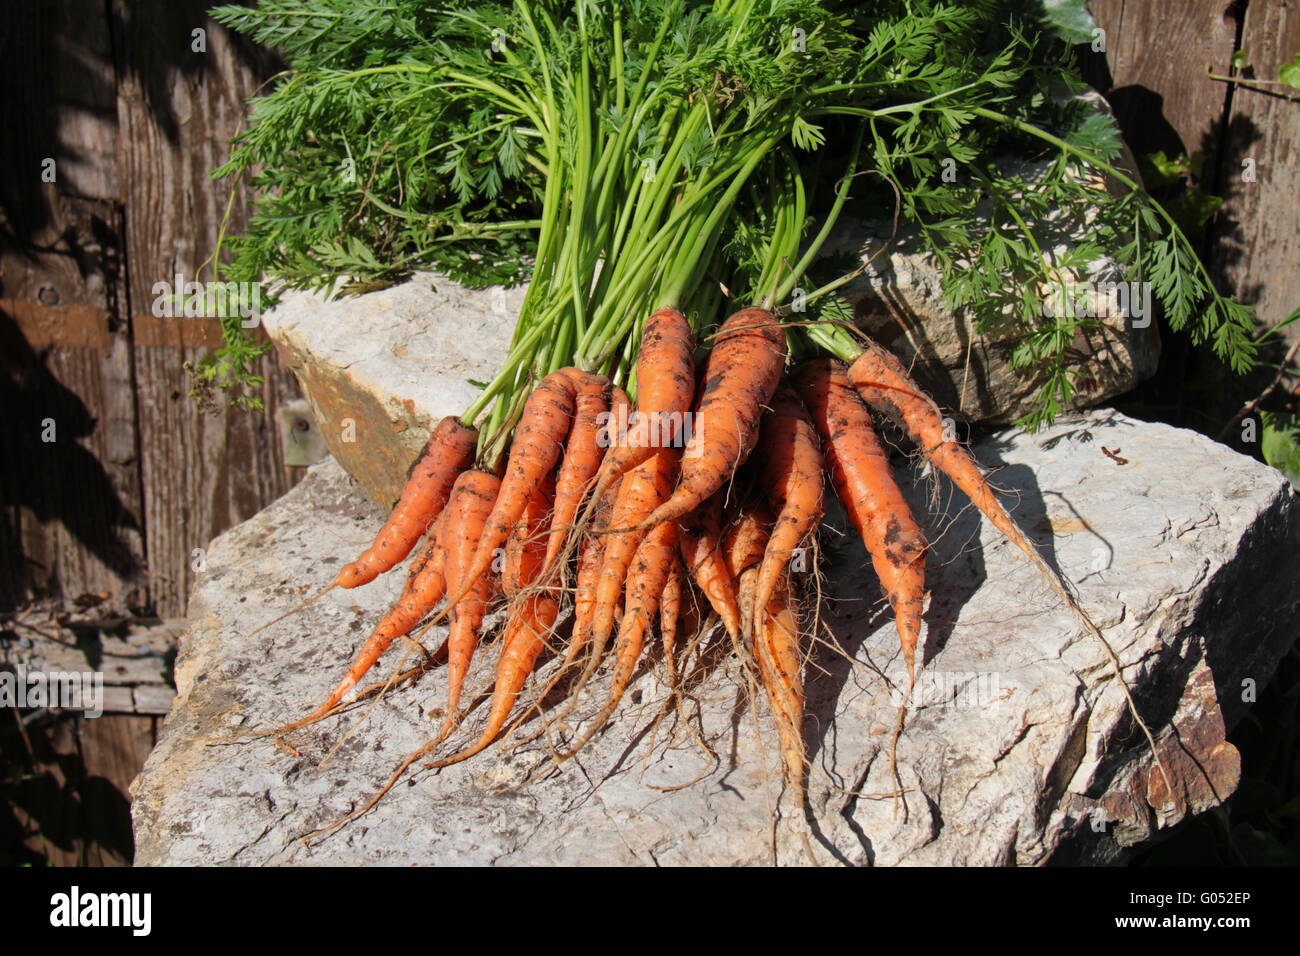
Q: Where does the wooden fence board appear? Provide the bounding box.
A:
[1213,0,1300,327]
[3,0,301,616]
[5,713,155,867]
[1087,0,1240,167]
[110,0,299,614]
[0,1,144,611]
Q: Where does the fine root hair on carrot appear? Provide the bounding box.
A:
[433,476,563,768]
[547,449,680,739]
[642,608,722,791]
[795,358,926,814]
[425,594,564,770]
[554,517,679,760]
[301,735,445,846]
[208,629,449,753]
[311,623,449,768]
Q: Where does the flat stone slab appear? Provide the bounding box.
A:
[262,275,521,507]
[131,410,1300,865]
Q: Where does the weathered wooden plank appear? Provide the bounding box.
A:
[110,0,300,615]
[79,715,156,864]
[7,330,148,608]
[1087,0,1239,167]
[0,0,145,612]
[132,685,177,715]
[1082,1,1266,427]
[102,686,137,713]
[0,0,121,293]
[5,714,83,867]
[1212,0,1300,328]
[0,300,232,350]
[0,245,145,612]
[4,712,154,866]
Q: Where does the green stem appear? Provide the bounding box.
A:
[772,125,865,306]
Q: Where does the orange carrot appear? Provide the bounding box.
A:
[541,369,610,575]
[336,416,477,589]
[749,569,806,812]
[569,447,680,697]
[558,516,679,757]
[723,498,774,579]
[564,480,618,665]
[402,511,445,595]
[614,517,681,683]
[659,558,684,679]
[795,359,926,686]
[431,462,560,766]
[678,493,741,640]
[496,473,623,754]
[724,500,774,639]
[503,472,556,600]
[845,342,1057,606]
[429,592,561,768]
[637,308,786,532]
[295,511,450,728]
[586,308,695,508]
[752,386,824,626]
[437,468,502,738]
[250,417,475,637]
[842,345,1179,797]
[444,370,577,612]
[845,345,1179,796]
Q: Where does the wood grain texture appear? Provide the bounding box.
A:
[1087,0,1240,166]
[0,1,145,611]
[110,0,299,614]
[0,0,122,300]
[2,328,148,608]
[5,713,156,867]
[1212,0,1300,328]
[77,715,157,866]
[2,0,302,615]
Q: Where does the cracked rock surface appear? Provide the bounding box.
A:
[131,410,1299,865]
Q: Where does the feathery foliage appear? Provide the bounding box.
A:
[205,0,1257,431]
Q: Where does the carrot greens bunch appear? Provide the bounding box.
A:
[211,0,1254,429]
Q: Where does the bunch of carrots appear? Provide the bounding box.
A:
[258,298,1162,840]
[227,0,1183,842]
